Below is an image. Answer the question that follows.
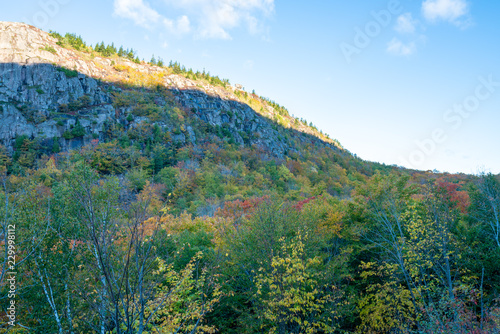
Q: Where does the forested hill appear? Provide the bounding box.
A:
[0,21,388,185]
[1,21,499,333]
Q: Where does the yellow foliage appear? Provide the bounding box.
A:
[145,252,222,333]
[158,212,218,237]
[255,234,339,333]
[357,262,417,334]
[110,62,167,89]
[113,63,132,72]
[35,156,62,187]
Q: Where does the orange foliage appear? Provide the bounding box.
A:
[215,196,269,224]
[436,178,471,213]
[286,159,303,175]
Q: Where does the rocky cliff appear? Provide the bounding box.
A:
[0,21,340,159]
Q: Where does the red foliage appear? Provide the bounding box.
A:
[215,196,268,223]
[436,178,471,213]
[293,196,317,212]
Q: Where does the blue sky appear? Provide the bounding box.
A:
[3,0,500,174]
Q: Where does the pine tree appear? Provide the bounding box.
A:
[150,55,157,65]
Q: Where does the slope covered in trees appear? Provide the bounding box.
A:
[0,22,499,333]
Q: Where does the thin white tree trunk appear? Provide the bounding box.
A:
[35,258,63,334]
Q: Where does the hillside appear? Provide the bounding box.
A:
[1,21,499,334]
[0,22,339,154]
[0,21,395,205]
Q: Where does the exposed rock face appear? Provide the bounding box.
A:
[0,22,117,151]
[0,21,335,157]
[0,21,110,76]
[172,87,286,151]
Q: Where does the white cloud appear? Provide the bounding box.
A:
[163,15,191,35]
[387,38,417,56]
[422,0,469,24]
[164,0,275,39]
[113,0,162,28]
[395,13,417,34]
[114,0,274,39]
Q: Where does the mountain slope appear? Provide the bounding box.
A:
[0,22,338,153]
[0,21,391,203]
[2,22,499,334]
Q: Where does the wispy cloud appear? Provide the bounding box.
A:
[113,0,162,28]
[164,0,275,39]
[114,0,274,39]
[114,0,191,34]
[389,13,421,56]
[422,0,470,26]
[395,13,417,34]
[163,16,191,35]
[387,38,417,56]
[385,0,471,57]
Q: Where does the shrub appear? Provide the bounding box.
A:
[62,130,73,140]
[113,64,131,72]
[52,139,61,153]
[57,66,78,78]
[15,135,30,151]
[89,141,126,174]
[79,95,92,108]
[58,104,69,113]
[131,103,161,117]
[63,119,86,139]
[67,95,92,111]
[72,120,86,137]
[126,168,151,191]
[40,45,57,54]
